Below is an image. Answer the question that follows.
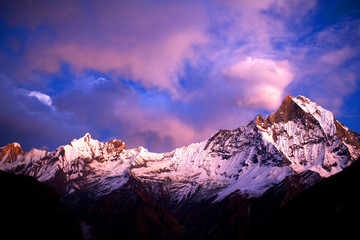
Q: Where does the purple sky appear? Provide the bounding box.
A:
[1,0,360,152]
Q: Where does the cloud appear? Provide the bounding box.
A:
[223,57,294,110]
[272,0,316,21]
[209,0,313,55]
[1,0,360,151]
[1,0,305,97]
[3,0,208,96]
[0,0,307,152]
[28,91,53,108]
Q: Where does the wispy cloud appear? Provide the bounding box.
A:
[28,91,53,108]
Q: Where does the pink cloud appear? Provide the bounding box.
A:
[223,57,294,110]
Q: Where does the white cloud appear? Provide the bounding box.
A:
[28,91,53,108]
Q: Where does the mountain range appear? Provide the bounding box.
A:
[1,94,360,239]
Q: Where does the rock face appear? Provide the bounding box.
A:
[0,143,24,165]
[1,95,360,240]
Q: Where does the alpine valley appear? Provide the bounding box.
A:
[1,95,360,240]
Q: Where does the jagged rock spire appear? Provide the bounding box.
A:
[267,94,313,124]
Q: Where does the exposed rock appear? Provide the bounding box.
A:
[0,143,25,165]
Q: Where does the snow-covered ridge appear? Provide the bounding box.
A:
[293,95,336,136]
[0,95,360,203]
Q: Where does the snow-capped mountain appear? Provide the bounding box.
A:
[2,94,360,240]
[1,95,360,205]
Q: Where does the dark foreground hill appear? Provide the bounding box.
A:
[246,159,360,239]
[0,170,82,240]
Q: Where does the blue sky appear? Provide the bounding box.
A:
[0,0,360,152]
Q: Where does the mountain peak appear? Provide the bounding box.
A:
[1,142,23,152]
[68,133,101,155]
[71,132,93,144]
[82,132,92,142]
[266,94,307,124]
[284,93,293,100]
[0,142,25,164]
[10,142,21,148]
